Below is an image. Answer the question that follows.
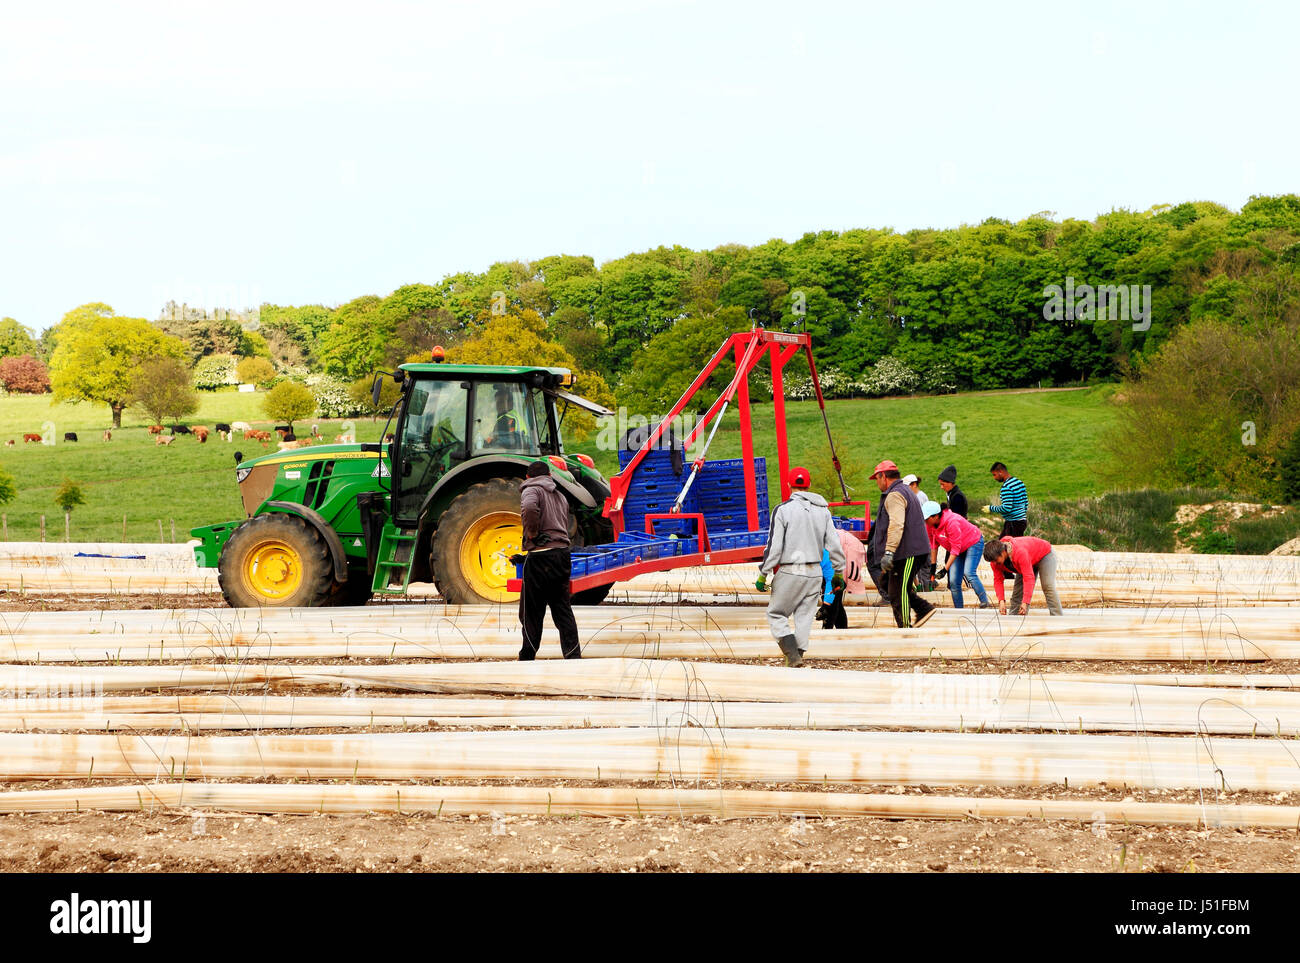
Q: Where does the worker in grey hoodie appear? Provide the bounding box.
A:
[756,466,845,666]
[516,460,581,660]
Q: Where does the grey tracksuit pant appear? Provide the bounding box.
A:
[1009,549,1063,615]
[766,570,823,652]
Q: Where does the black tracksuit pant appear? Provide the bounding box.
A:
[519,548,581,660]
[888,553,935,629]
[999,519,1027,538]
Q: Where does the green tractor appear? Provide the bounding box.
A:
[191,360,615,608]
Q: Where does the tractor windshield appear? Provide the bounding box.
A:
[471,382,545,455]
[396,378,468,520]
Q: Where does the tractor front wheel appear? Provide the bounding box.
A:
[218,513,335,608]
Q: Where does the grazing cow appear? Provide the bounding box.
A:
[156,435,175,447]
[102,429,112,442]
[243,429,258,440]
[231,421,251,432]
[169,425,191,435]
[148,425,166,435]
[63,432,78,442]
[248,430,271,444]
[194,428,210,443]
[23,433,40,443]
[311,424,320,438]
[334,433,350,443]
[234,451,244,465]
[4,440,14,447]
[215,422,231,433]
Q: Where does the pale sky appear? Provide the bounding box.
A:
[1,0,1295,331]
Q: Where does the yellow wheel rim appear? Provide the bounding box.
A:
[243,539,304,601]
[459,511,523,602]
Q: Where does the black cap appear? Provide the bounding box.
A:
[938,464,957,484]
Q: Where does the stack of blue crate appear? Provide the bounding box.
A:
[617,448,699,537]
[693,456,769,534]
[617,449,770,542]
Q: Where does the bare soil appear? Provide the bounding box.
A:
[2,807,1295,873]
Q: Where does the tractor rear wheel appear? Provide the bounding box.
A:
[429,477,525,605]
[218,513,335,608]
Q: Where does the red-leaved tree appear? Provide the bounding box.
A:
[0,354,51,393]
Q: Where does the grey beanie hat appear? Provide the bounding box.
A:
[937,464,958,484]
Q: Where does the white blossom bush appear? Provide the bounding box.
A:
[193,354,238,389]
[306,373,358,418]
[863,356,921,397]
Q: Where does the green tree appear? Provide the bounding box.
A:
[49,313,188,427]
[128,358,200,425]
[54,479,86,514]
[319,295,387,379]
[0,467,17,508]
[236,356,277,385]
[446,309,613,440]
[618,309,746,414]
[0,318,37,358]
[348,374,402,420]
[262,381,316,430]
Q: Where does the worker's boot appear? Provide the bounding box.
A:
[778,634,803,667]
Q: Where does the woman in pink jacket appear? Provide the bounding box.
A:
[923,501,991,608]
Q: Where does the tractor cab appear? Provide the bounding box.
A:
[388,363,574,525]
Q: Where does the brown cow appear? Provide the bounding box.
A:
[194,428,209,443]
[4,439,14,447]
[148,425,166,435]
[156,435,175,446]
[102,429,112,441]
[23,433,40,443]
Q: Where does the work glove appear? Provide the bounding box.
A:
[509,553,526,566]
[880,551,895,574]
[755,574,768,592]
[831,572,845,589]
[934,567,949,580]
[983,504,994,513]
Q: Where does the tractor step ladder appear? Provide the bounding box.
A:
[371,525,418,594]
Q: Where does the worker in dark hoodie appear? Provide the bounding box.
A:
[756,467,845,667]
[936,464,967,518]
[516,460,581,660]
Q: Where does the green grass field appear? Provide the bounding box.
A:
[571,385,1120,510]
[0,386,1119,543]
[0,392,390,543]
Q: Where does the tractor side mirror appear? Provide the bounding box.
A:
[371,375,383,408]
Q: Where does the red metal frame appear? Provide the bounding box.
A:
[505,328,869,595]
[605,328,843,535]
[644,512,710,552]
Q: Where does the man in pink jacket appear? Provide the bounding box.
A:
[923,502,990,608]
[982,535,1063,616]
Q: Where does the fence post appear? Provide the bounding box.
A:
[40,515,46,543]
[158,519,164,542]
[170,519,176,543]
[122,515,127,542]
[2,513,6,541]
[64,511,70,542]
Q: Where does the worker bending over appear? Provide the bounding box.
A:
[756,467,845,667]
[983,535,1063,616]
[516,460,582,659]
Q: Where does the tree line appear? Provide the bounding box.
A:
[4,195,1299,495]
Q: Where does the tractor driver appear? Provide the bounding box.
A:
[479,385,528,451]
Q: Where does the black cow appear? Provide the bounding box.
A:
[169,425,191,435]
[63,432,78,442]
[234,451,244,465]
[215,422,232,433]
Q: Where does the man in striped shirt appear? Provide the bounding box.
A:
[985,462,1028,537]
